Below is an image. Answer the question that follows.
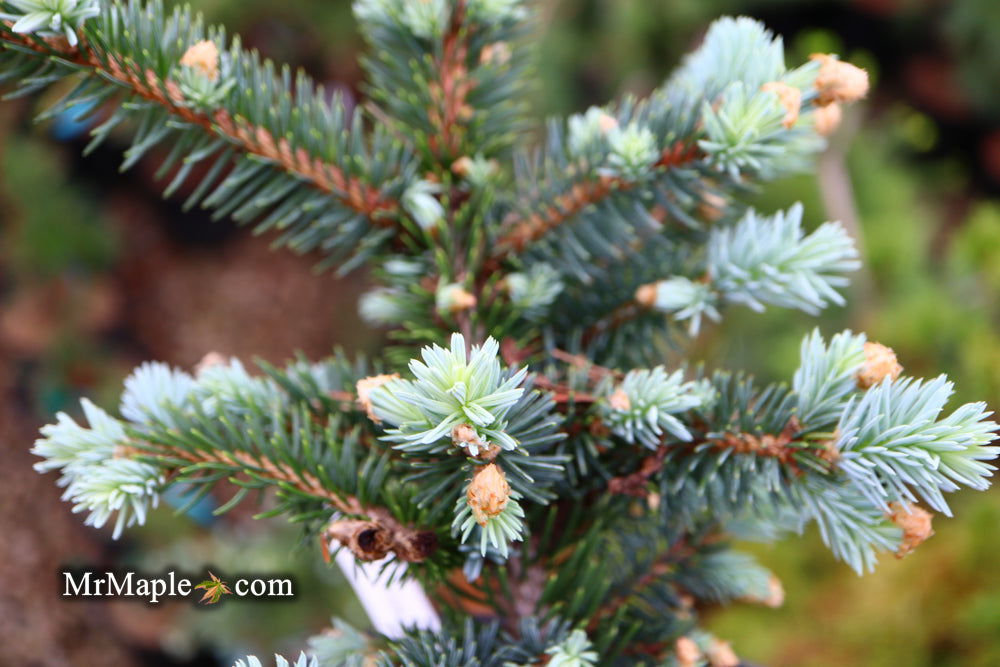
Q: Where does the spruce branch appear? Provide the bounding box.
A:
[428,0,470,161]
[33,355,443,564]
[16,4,998,662]
[494,140,701,258]
[0,0,418,268]
[1,29,392,215]
[356,0,533,166]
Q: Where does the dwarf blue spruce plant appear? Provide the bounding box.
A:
[7,1,997,664]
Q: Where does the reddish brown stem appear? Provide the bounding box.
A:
[127,441,436,561]
[587,537,696,633]
[493,141,702,257]
[427,0,471,161]
[607,447,668,497]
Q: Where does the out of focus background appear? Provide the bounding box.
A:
[2,0,999,664]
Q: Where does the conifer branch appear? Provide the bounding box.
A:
[428,0,470,161]
[586,536,696,632]
[494,141,701,257]
[124,430,438,562]
[0,28,399,220]
[16,6,997,662]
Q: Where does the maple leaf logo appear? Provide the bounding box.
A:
[194,571,232,605]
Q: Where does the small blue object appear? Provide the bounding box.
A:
[163,483,218,526]
[51,99,98,141]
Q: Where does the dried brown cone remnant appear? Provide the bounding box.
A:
[707,639,740,667]
[324,519,393,561]
[322,515,438,563]
[811,54,869,106]
[813,102,843,136]
[180,40,220,81]
[675,637,702,667]
[356,373,400,423]
[466,463,510,526]
[888,502,935,558]
[761,81,802,129]
[856,341,903,389]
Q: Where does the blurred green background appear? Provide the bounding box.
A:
[1,0,999,665]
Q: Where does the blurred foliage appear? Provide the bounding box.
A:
[3,0,1000,664]
[2,134,116,277]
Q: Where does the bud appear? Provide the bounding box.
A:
[763,574,784,607]
[608,388,631,411]
[813,102,842,136]
[646,491,661,511]
[675,637,702,667]
[817,429,841,463]
[466,463,510,525]
[402,180,445,230]
[451,155,500,185]
[888,502,934,558]
[597,112,619,134]
[697,190,727,222]
[761,81,802,129]
[744,574,785,607]
[707,639,739,667]
[635,283,658,308]
[194,351,227,375]
[606,123,657,178]
[451,156,474,177]
[452,423,500,460]
[356,373,400,423]
[436,282,477,314]
[480,41,512,66]
[811,54,869,106]
[856,341,903,389]
[180,40,220,81]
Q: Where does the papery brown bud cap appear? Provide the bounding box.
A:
[888,502,934,558]
[480,41,512,65]
[857,341,903,389]
[181,40,220,81]
[356,373,400,423]
[675,637,702,667]
[811,54,869,106]
[598,112,619,134]
[707,639,740,667]
[813,102,843,136]
[761,81,802,129]
[608,388,632,411]
[195,351,227,375]
[635,283,658,308]
[467,463,510,526]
